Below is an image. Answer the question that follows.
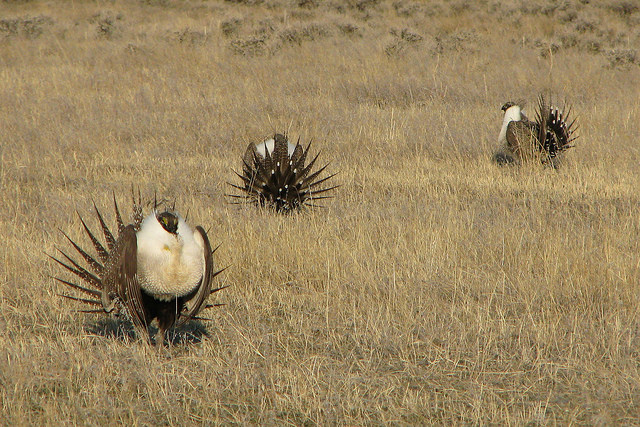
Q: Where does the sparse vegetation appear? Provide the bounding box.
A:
[1,0,640,424]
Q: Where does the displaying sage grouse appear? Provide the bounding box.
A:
[229,133,337,212]
[494,95,578,168]
[51,193,225,345]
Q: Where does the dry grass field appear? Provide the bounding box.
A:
[1,0,640,424]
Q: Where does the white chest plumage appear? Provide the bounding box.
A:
[135,213,205,301]
[255,138,296,158]
[498,105,522,145]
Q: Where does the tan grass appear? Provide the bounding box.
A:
[1,0,640,424]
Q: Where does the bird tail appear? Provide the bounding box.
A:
[52,195,134,313]
[229,133,337,212]
[536,95,579,161]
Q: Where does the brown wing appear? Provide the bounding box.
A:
[506,120,541,161]
[175,226,219,327]
[242,142,259,175]
[54,195,145,316]
[111,225,148,336]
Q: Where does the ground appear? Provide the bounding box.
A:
[1,0,640,424]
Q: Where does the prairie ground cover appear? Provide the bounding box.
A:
[1,0,640,424]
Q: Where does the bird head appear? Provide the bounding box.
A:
[156,211,179,235]
[501,101,516,112]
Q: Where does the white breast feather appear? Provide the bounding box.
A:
[255,138,296,158]
[136,212,205,301]
[498,105,522,145]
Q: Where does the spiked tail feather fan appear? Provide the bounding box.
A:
[49,192,143,317]
[535,95,579,163]
[229,133,338,212]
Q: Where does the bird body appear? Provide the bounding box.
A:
[494,96,578,167]
[254,136,297,159]
[136,212,205,301]
[52,194,224,345]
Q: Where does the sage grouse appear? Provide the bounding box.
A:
[51,193,225,345]
[494,95,578,168]
[229,133,337,212]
